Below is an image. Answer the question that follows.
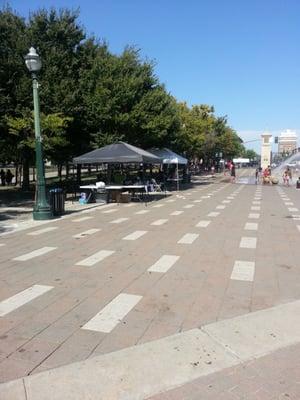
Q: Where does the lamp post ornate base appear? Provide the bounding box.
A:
[33,207,52,220]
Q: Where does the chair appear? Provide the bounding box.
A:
[150,178,162,192]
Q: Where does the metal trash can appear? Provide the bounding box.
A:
[96,190,107,203]
[49,188,65,216]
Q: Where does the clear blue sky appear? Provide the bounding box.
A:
[4,0,300,151]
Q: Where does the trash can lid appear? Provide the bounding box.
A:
[50,188,63,192]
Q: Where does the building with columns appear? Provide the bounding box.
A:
[278,129,298,155]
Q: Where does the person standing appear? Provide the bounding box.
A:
[0,169,5,186]
[5,169,13,185]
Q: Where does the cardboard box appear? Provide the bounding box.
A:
[120,193,131,203]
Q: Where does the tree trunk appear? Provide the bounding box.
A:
[22,158,30,190]
[58,164,63,181]
[76,164,81,185]
[15,163,19,186]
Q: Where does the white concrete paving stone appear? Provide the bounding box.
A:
[240,237,257,249]
[248,213,260,219]
[216,205,226,209]
[82,293,142,333]
[75,250,115,266]
[110,218,129,224]
[251,206,261,211]
[207,212,220,217]
[152,204,164,208]
[170,211,184,216]
[193,200,202,203]
[177,233,199,244]
[72,216,93,222]
[14,328,239,400]
[227,196,234,200]
[148,255,180,273]
[222,200,230,203]
[297,225,300,232]
[151,219,168,226]
[244,222,258,231]
[203,300,300,360]
[102,209,118,214]
[72,229,101,239]
[183,204,194,209]
[252,201,261,205]
[11,301,300,400]
[135,210,150,215]
[13,246,57,261]
[165,199,175,203]
[123,231,148,241]
[0,285,53,316]
[285,202,294,206]
[196,220,211,228]
[288,207,299,212]
[0,243,6,247]
[27,227,58,236]
[201,195,211,199]
[230,260,255,281]
[292,215,300,220]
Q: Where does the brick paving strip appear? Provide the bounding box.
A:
[1,299,300,399]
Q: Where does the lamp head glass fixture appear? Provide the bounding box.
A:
[25,47,42,73]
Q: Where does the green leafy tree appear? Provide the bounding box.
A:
[7,112,72,187]
[243,149,258,160]
[80,46,180,151]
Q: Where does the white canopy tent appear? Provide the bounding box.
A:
[149,148,188,191]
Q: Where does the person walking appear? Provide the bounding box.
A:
[0,169,5,186]
[283,169,290,186]
[230,162,236,183]
[255,167,259,184]
[287,167,292,184]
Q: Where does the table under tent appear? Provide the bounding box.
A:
[148,148,188,191]
[73,142,162,203]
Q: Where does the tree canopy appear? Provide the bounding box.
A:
[0,6,252,185]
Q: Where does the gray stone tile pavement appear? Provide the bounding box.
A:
[1,170,300,398]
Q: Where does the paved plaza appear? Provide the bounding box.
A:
[1,170,300,399]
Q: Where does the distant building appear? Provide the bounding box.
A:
[278,129,298,155]
[261,133,272,169]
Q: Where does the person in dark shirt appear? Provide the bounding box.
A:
[5,169,14,185]
[0,169,5,186]
[230,163,236,183]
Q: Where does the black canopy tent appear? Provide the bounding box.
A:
[73,142,161,165]
[73,142,162,185]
